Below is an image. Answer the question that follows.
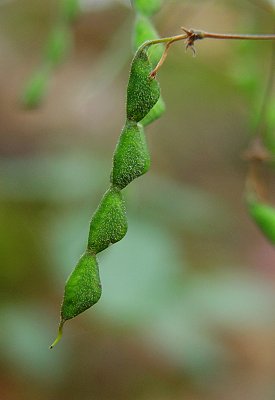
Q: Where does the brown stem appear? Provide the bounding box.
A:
[201,32,275,40]
[150,41,174,78]
[144,27,275,77]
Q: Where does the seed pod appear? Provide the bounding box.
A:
[127,48,160,123]
[141,96,165,126]
[132,0,163,16]
[45,26,72,67]
[61,0,80,22]
[50,251,101,348]
[248,200,275,244]
[22,68,50,108]
[111,120,150,189]
[133,14,163,68]
[88,186,128,254]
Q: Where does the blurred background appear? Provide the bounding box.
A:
[1,0,275,399]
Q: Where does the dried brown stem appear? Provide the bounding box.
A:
[145,27,275,77]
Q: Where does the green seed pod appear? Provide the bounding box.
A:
[22,68,50,108]
[45,26,72,67]
[141,95,165,126]
[132,0,163,16]
[50,251,101,348]
[88,186,128,254]
[133,14,163,68]
[61,0,80,22]
[61,251,102,321]
[127,48,160,123]
[111,120,150,189]
[248,200,275,244]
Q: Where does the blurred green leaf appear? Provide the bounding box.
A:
[61,0,80,22]
[21,67,51,109]
[44,25,72,67]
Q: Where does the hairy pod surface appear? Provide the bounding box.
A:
[133,0,163,16]
[61,251,102,321]
[127,49,160,122]
[133,15,163,68]
[88,186,128,253]
[141,96,165,126]
[111,120,151,189]
[248,200,275,244]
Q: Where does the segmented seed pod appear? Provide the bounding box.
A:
[50,251,101,348]
[132,0,163,16]
[88,186,128,253]
[51,0,166,348]
[127,48,160,122]
[247,200,275,244]
[111,120,151,189]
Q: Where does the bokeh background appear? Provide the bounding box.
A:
[1,0,275,399]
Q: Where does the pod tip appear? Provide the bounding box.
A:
[49,320,64,350]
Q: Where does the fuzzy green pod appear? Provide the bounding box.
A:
[50,251,101,348]
[111,120,150,189]
[133,14,163,68]
[132,0,163,16]
[61,0,80,22]
[61,251,102,321]
[22,68,50,108]
[45,26,72,66]
[88,186,128,254]
[248,200,275,244]
[141,96,165,126]
[127,48,160,123]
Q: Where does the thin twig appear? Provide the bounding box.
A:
[142,27,275,77]
[150,40,177,78]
